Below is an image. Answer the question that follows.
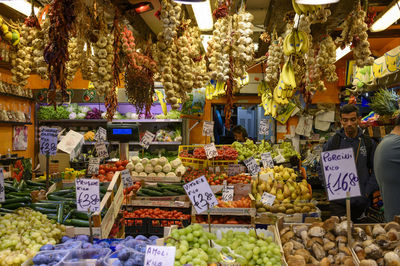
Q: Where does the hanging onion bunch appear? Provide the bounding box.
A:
[92,29,114,95]
[232,9,254,84]
[336,3,373,67]
[65,37,84,85]
[125,66,154,116]
[264,37,283,88]
[160,0,181,43]
[316,36,338,82]
[32,18,49,80]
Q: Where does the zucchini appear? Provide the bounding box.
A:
[100,186,107,194]
[1,202,26,210]
[164,186,185,194]
[72,210,89,220]
[139,188,164,197]
[46,213,58,220]
[49,189,74,196]
[63,210,73,223]
[32,206,58,214]
[26,180,46,187]
[47,194,75,202]
[2,197,30,205]
[57,203,64,223]
[4,184,18,192]
[17,180,26,191]
[64,219,90,227]
[0,208,14,213]
[162,189,181,196]
[12,179,18,188]
[8,191,32,197]
[31,202,59,209]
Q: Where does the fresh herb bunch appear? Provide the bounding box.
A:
[370,89,399,116]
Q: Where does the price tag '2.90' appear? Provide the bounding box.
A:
[75,178,101,213]
[0,168,4,202]
[320,147,361,201]
[95,142,108,159]
[244,157,261,176]
[259,119,269,135]
[140,131,155,149]
[183,175,218,214]
[261,152,274,169]
[202,121,214,137]
[144,245,176,266]
[40,127,58,156]
[222,185,234,202]
[121,169,133,188]
[204,143,218,159]
[88,157,100,175]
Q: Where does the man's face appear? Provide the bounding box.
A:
[340,112,360,138]
[234,132,244,142]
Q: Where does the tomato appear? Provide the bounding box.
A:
[99,165,105,170]
[117,165,125,171]
[121,160,129,167]
[115,161,122,167]
[111,166,117,172]
[99,169,106,175]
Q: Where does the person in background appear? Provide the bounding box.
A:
[232,125,248,142]
[320,104,379,221]
[374,115,400,222]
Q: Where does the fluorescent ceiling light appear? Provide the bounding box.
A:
[296,0,339,4]
[370,0,400,32]
[201,34,212,51]
[0,0,39,16]
[191,0,213,31]
[336,45,351,62]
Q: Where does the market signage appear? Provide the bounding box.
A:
[202,121,214,136]
[40,127,58,156]
[121,169,133,188]
[144,245,176,266]
[259,119,269,135]
[87,157,100,175]
[95,142,108,159]
[140,130,155,149]
[75,178,101,212]
[204,143,218,159]
[261,152,274,169]
[94,127,107,142]
[320,147,361,201]
[222,185,234,202]
[244,157,261,176]
[261,192,275,206]
[183,175,218,214]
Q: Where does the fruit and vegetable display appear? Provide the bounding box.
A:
[194,216,250,225]
[179,145,238,161]
[127,156,186,179]
[216,196,252,208]
[0,208,65,265]
[123,182,141,196]
[154,128,182,143]
[280,217,356,265]
[352,222,400,265]
[93,160,128,182]
[183,168,251,185]
[124,208,190,227]
[136,183,186,197]
[61,168,86,180]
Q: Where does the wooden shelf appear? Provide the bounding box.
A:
[0,92,34,101]
[0,121,32,125]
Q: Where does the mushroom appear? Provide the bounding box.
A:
[294,249,311,262]
[328,248,338,255]
[354,245,366,260]
[373,224,386,237]
[384,251,400,266]
[323,241,336,251]
[282,230,295,244]
[309,255,319,265]
[336,236,348,244]
[388,228,400,241]
[354,227,367,241]
[325,232,336,242]
[344,257,355,266]
[293,225,308,237]
[359,259,378,266]
[309,226,326,237]
[339,246,352,256]
[323,216,339,232]
[377,257,384,266]
[283,241,294,257]
[362,239,374,248]
[280,227,291,236]
[365,243,382,260]
[365,225,373,236]
[385,222,400,232]
[334,253,347,264]
[290,240,305,250]
[335,220,351,236]
[287,255,306,266]
[300,230,309,244]
[312,243,326,260]
[320,257,331,266]
[376,234,390,248]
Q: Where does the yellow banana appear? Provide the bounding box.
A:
[282,60,296,89]
[292,0,303,15]
[271,100,278,118]
[155,90,168,115]
[296,3,308,14]
[283,32,295,56]
[294,31,301,54]
[298,31,309,55]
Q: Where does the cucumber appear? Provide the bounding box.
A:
[0,208,14,213]
[1,202,26,210]
[32,206,58,214]
[72,210,89,220]
[49,189,74,196]
[2,197,30,205]
[57,203,64,223]
[26,180,47,187]
[64,219,90,227]
[4,184,18,192]
[8,191,32,197]
[31,202,59,209]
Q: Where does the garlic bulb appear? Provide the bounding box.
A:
[264,37,283,88]
[160,0,181,43]
[316,36,338,82]
[92,29,114,95]
[65,37,84,85]
[32,18,49,80]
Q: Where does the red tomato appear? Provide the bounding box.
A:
[99,169,106,175]
[117,166,125,171]
[121,160,129,167]
[111,166,117,172]
[115,161,122,167]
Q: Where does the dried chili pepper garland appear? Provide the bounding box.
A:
[44,0,76,106]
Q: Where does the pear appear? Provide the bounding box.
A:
[291,192,298,200]
[291,173,297,179]
[283,184,291,198]
[276,189,284,202]
[300,184,309,195]
[283,171,291,180]
[288,168,294,174]
[282,198,291,203]
[270,186,277,195]
[267,176,274,185]
[302,193,312,200]
[279,165,284,171]
[266,183,271,192]
[256,193,262,201]
[273,166,280,172]
[288,183,295,193]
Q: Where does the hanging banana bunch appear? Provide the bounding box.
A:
[292,0,331,24]
[283,29,309,57]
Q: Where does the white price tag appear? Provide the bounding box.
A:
[95,142,108,159]
[94,127,107,142]
[183,176,218,214]
[261,152,274,169]
[75,179,101,213]
[144,245,176,266]
[0,168,4,202]
[261,192,276,206]
[40,127,58,156]
[140,130,155,149]
[244,157,261,176]
[202,121,214,137]
[121,169,133,188]
[222,185,234,202]
[227,164,241,176]
[87,157,100,175]
[204,143,218,159]
[320,148,361,201]
[259,119,269,135]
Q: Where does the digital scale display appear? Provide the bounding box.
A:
[112,128,133,135]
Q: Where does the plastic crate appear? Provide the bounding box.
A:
[124,217,191,237]
[178,145,238,169]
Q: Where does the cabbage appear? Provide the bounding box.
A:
[69,112,77,120]
[139,172,147,177]
[148,173,157,178]
[170,158,182,169]
[150,158,159,166]
[166,172,176,177]
[135,163,144,173]
[144,164,154,174]
[158,157,167,166]
[175,165,186,176]
[77,113,86,119]
[141,158,149,165]
[79,106,90,114]
[157,172,165,178]
[131,156,140,165]
[163,163,172,173]
[126,162,134,171]
[131,171,139,177]
[154,165,162,173]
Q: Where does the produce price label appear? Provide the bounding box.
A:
[95,142,108,159]
[121,169,133,188]
[144,245,176,266]
[0,168,4,202]
[40,127,58,156]
[183,175,218,214]
[261,152,274,169]
[261,192,276,206]
[204,143,218,159]
[87,157,100,175]
[222,185,234,202]
[94,127,107,142]
[227,164,243,176]
[202,121,214,136]
[320,147,361,201]
[140,130,155,149]
[259,119,269,135]
[75,178,101,213]
[244,157,261,176]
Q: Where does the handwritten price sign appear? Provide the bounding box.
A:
[204,143,218,159]
[94,127,107,142]
[121,169,133,188]
[261,152,274,169]
[0,168,4,202]
[75,179,101,212]
[144,246,176,266]
[259,119,269,135]
[88,157,100,175]
[222,185,234,202]
[95,142,108,159]
[244,157,261,176]
[40,127,58,156]
[183,175,218,214]
[261,192,276,206]
[140,131,155,149]
[202,121,214,137]
[320,147,361,201]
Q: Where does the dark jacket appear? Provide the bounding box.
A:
[319,128,379,207]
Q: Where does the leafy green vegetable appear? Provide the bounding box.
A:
[38,106,70,120]
[370,89,399,116]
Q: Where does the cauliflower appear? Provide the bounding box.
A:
[135,163,144,173]
[139,172,147,177]
[166,172,176,177]
[175,165,186,176]
[126,162,134,171]
[148,173,157,177]
[154,165,163,173]
[141,158,149,165]
[170,158,182,169]
[130,156,140,164]
[150,158,159,166]
[144,164,154,174]
[69,112,77,120]
[158,157,168,166]
[157,172,166,178]
[77,113,86,119]
[163,163,172,173]
[131,171,138,177]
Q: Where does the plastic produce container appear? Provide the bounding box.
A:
[24,250,69,266]
[61,248,111,266]
[94,239,122,252]
[103,247,145,266]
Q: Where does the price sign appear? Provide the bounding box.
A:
[75,178,101,212]
[40,127,58,155]
[94,127,107,142]
[202,121,214,136]
[261,152,274,169]
[259,119,269,135]
[320,147,361,201]
[222,185,234,202]
[204,143,218,159]
[227,164,241,176]
[121,169,133,188]
[87,157,100,175]
[0,168,4,202]
[261,192,276,206]
[140,131,155,149]
[244,157,261,176]
[144,245,176,266]
[95,142,108,159]
[183,175,218,214]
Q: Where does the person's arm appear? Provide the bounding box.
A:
[365,140,379,196]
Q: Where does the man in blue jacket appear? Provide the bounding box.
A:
[320,104,379,221]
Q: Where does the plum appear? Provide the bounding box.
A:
[123,259,136,266]
[148,235,158,241]
[112,261,123,266]
[61,236,71,243]
[76,235,90,242]
[32,254,49,264]
[134,235,147,241]
[40,244,54,251]
[125,236,134,241]
[98,241,110,248]
[82,242,93,249]
[117,248,130,261]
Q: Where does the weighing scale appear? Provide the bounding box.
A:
[107,122,139,160]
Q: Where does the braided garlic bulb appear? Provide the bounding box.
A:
[264,37,283,88]
[160,0,181,43]
[208,17,230,83]
[65,37,84,85]
[32,18,49,80]
[92,29,114,95]
[316,36,338,82]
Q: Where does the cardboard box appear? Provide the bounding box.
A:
[38,152,70,173]
[57,130,84,160]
